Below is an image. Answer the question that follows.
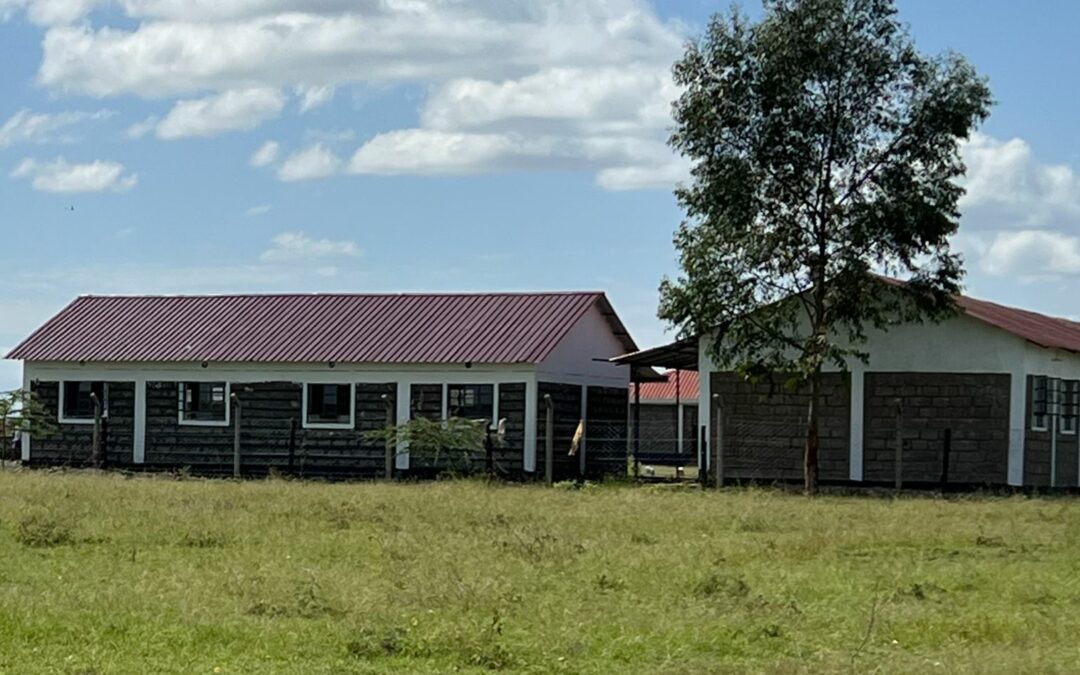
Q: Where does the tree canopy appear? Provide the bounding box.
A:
[658,0,992,491]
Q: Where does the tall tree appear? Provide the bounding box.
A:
[0,389,55,465]
[659,0,992,493]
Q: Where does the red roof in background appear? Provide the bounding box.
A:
[631,369,699,402]
[6,292,637,364]
[957,294,1080,353]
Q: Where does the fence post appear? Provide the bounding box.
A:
[544,394,554,486]
[231,393,242,479]
[894,397,903,492]
[382,394,394,480]
[940,427,952,493]
[90,392,103,469]
[287,417,297,476]
[632,380,641,479]
[698,425,708,488]
[714,402,723,489]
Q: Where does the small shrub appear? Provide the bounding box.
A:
[594,574,627,592]
[629,532,657,545]
[346,627,406,658]
[177,531,228,548]
[16,514,73,548]
[694,573,750,600]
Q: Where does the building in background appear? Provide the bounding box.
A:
[628,369,699,467]
[615,287,1080,489]
[6,292,642,479]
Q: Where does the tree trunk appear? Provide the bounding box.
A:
[804,369,822,495]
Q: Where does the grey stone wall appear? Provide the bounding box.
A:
[536,382,583,481]
[863,373,1010,486]
[586,386,628,477]
[710,372,850,482]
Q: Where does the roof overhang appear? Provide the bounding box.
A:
[611,337,698,372]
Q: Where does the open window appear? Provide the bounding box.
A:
[1062,380,1079,435]
[447,384,494,423]
[60,381,107,424]
[1032,376,1049,431]
[304,383,354,429]
[179,382,229,426]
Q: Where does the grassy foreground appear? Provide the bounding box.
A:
[1,473,1079,674]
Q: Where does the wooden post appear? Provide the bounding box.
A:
[90,392,103,469]
[287,417,297,475]
[699,425,708,488]
[894,398,903,492]
[231,393,242,479]
[382,394,394,480]
[714,400,723,489]
[940,427,952,493]
[632,379,641,479]
[544,394,554,486]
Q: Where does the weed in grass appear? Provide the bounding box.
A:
[694,572,750,601]
[177,531,228,548]
[594,573,626,593]
[245,576,342,619]
[15,513,74,548]
[345,626,406,658]
[629,532,656,545]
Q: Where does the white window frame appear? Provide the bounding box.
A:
[302,382,356,430]
[446,383,498,426]
[177,381,231,427]
[1062,380,1079,435]
[1031,375,1049,432]
[58,380,109,425]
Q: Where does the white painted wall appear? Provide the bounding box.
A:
[538,304,630,387]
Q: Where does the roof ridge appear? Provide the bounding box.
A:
[74,290,606,300]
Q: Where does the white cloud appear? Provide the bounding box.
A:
[249,140,279,167]
[245,204,272,217]
[156,88,285,140]
[960,133,1080,229]
[15,0,687,190]
[10,157,137,193]
[259,231,360,262]
[980,230,1080,279]
[296,84,334,113]
[0,108,112,147]
[126,115,158,139]
[278,143,341,181]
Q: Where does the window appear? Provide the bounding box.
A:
[447,384,494,422]
[305,383,354,428]
[60,381,107,423]
[179,382,229,425]
[1032,376,1049,431]
[1062,380,1079,435]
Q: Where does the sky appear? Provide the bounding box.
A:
[3,0,1080,390]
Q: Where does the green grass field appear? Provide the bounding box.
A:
[1,470,1079,674]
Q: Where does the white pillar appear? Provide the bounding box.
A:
[133,378,146,463]
[524,377,538,473]
[1008,370,1026,486]
[676,401,685,454]
[698,336,713,472]
[848,366,865,481]
[395,380,411,470]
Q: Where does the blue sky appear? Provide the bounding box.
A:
[2,0,1080,390]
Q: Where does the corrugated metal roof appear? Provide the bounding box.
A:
[6,292,638,365]
[612,286,1080,369]
[957,294,1080,353]
[631,369,699,402]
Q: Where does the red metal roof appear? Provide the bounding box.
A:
[631,370,699,402]
[957,294,1080,353]
[6,292,637,365]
